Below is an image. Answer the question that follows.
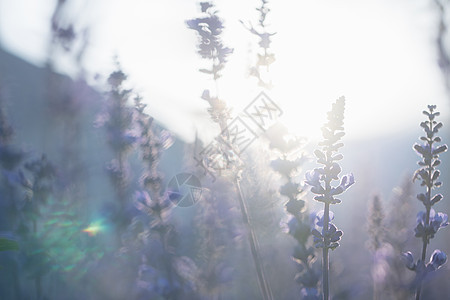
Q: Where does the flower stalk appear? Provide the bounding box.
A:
[404,105,448,300]
[305,97,354,300]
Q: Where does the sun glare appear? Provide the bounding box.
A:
[82,220,106,237]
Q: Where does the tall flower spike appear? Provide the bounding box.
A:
[188,4,273,300]
[406,105,448,300]
[97,66,137,215]
[366,195,387,300]
[187,1,233,140]
[305,96,354,300]
[241,0,276,88]
[124,96,198,299]
[271,127,320,299]
[186,2,233,81]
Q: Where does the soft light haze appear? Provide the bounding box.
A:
[0,0,448,143]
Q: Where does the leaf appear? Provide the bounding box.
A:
[414,144,427,156]
[417,193,427,203]
[420,122,430,131]
[433,122,443,133]
[433,145,448,155]
[329,242,340,250]
[311,229,322,238]
[431,194,443,205]
[201,89,211,101]
[199,68,213,74]
[314,149,325,162]
[432,159,441,167]
[332,154,343,161]
[432,170,440,181]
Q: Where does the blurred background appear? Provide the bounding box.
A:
[0,0,449,299]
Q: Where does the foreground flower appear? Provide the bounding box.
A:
[304,97,353,300]
[404,105,448,300]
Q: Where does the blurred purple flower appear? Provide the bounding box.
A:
[402,251,415,270]
[314,210,334,228]
[330,173,355,196]
[415,209,448,238]
[429,249,447,270]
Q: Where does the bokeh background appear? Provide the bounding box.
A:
[0,0,449,299]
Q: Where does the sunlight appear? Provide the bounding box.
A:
[82,219,106,237]
[0,0,448,142]
[216,0,449,141]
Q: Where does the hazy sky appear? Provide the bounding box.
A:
[0,0,448,143]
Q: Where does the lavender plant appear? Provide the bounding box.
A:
[433,0,450,91]
[241,0,276,89]
[366,195,386,300]
[305,97,354,300]
[96,66,137,229]
[19,154,106,299]
[19,155,55,299]
[47,0,89,75]
[187,3,274,299]
[271,129,321,299]
[403,105,448,300]
[382,177,416,299]
[186,1,233,135]
[0,96,27,299]
[122,96,199,300]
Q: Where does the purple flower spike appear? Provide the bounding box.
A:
[410,105,448,300]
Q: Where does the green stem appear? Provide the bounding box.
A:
[323,202,330,300]
[236,177,273,300]
[415,119,434,300]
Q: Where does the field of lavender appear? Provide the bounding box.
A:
[0,1,449,299]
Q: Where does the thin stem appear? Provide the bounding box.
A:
[322,152,333,300]
[415,119,434,300]
[323,202,330,300]
[235,177,273,300]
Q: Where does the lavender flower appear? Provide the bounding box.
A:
[429,249,447,270]
[124,96,197,299]
[366,195,389,300]
[241,0,276,88]
[404,105,448,300]
[271,126,320,299]
[188,4,275,299]
[97,66,138,221]
[383,177,415,299]
[187,2,233,134]
[305,97,354,300]
[186,3,233,77]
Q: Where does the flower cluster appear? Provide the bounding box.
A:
[311,211,342,251]
[404,105,448,299]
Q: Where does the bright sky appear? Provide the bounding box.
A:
[0,0,448,143]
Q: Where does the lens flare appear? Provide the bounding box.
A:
[82,220,105,236]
